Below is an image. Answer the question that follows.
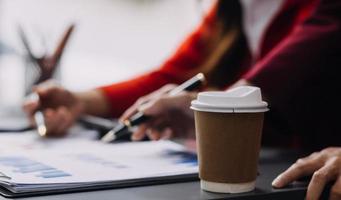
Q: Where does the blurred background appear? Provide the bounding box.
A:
[0,0,212,107]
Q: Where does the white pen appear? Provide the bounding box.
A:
[34,110,47,137]
[29,93,47,137]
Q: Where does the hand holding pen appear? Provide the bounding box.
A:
[23,82,83,137]
[101,73,205,142]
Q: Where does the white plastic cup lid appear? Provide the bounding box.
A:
[190,86,268,113]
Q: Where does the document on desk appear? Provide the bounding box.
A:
[0,132,198,196]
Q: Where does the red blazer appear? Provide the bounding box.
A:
[100,0,341,150]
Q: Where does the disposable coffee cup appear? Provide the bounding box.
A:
[191,86,268,193]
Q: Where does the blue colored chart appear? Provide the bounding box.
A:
[0,156,71,178]
[162,150,198,166]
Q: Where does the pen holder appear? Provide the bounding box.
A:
[24,56,39,95]
[24,55,61,95]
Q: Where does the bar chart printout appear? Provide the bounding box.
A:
[0,132,198,194]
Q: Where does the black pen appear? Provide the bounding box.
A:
[101,73,205,143]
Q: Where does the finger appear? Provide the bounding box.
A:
[34,80,59,91]
[44,109,63,137]
[52,107,71,137]
[34,82,57,97]
[330,175,341,200]
[306,157,339,200]
[160,128,173,140]
[120,87,168,122]
[147,129,161,141]
[23,101,40,127]
[141,93,195,116]
[40,109,52,135]
[139,97,167,116]
[23,93,41,113]
[119,95,153,122]
[119,103,140,122]
[34,85,60,109]
[43,109,58,136]
[272,156,324,188]
[144,84,176,104]
[23,100,39,113]
[58,106,75,136]
[131,124,148,141]
[120,84,177,121]
[159,84,177,94]
[61,108,76,132]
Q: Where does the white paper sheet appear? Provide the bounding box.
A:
[0,132,198,193]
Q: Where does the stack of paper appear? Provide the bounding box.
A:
[0,132,198,196]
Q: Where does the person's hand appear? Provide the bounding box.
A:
[120,84,197,141]
[23,81,83,137]
[272,147,341,200]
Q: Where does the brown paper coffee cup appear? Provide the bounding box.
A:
[191,86,268,193]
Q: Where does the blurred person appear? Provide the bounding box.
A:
[120,0,341,198]
[24,0,341,198]
[24,0,336,141]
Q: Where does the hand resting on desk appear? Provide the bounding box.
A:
[273,147,341,200]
